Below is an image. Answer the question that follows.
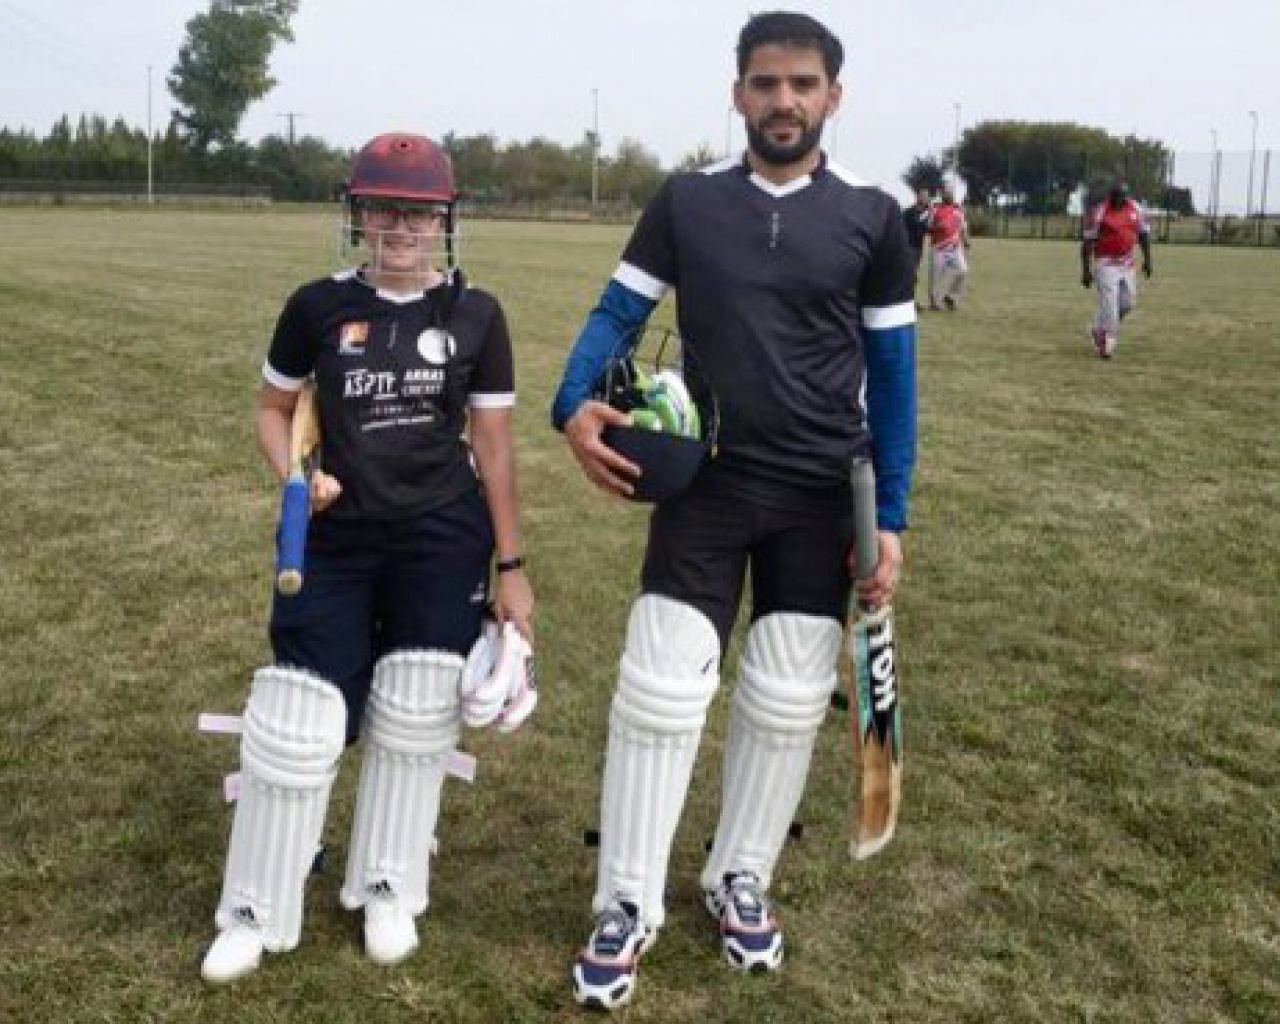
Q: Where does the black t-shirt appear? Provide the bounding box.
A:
[620,157,915,504]
[264,270,514,521]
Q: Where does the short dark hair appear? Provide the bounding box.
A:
[736,11,844,80]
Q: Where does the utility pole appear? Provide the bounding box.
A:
[146,64,154,205]
[953,101,962,191]
[590,88,600,209]
[277,111,303,146]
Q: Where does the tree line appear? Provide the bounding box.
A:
[0,117,668,206]
[905,120,1196,215]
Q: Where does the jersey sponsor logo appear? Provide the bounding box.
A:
[338,321,369,355]
[343,368,398,399]
[417,328,456,367]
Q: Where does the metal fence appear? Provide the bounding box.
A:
[969,149,1277,247]
[0,179,272,205]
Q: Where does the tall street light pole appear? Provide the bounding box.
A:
[1247,110,1259,218]
[1210,128,1220,222]
[146,65,154,205]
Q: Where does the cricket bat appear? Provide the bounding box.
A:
[848,458,902,860]
[274,380,320,596]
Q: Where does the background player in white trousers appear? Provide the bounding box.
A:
[552,11,917,1011]
[927,183,970,310]
[200,132,534,983]
[1081,180,1153,359]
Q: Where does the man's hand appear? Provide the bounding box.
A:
[564,400,641,498]
[849,531,903,610]
[1081,267,1094,288]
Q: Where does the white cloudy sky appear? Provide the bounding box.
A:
[1,0,1276,202]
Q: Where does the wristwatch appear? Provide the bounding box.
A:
[495,556,524,574]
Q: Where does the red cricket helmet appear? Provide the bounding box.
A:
[347,132,455,203]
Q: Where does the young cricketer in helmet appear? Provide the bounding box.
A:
[200,132,535,983]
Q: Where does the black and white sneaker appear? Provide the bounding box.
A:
[571,899,655,1011]
[704,871,784,972]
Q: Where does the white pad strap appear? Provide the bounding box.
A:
[215,666,346,951]
[594,595,720,930]
[341,651,462,916]
[701,613,841,893]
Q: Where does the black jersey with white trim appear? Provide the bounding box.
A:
[620,155,916,502]
[264,270,514,521]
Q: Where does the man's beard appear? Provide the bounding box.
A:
[745,117,826,166]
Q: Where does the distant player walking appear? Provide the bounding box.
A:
[902,188,933,306]
[1081,180,1152,359]
[927,184,969,310]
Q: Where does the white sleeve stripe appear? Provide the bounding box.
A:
[613,261,670,300]
[862,302,917,330]
[825,159,871,187]
[469,392,516,408]
[263,362,306,390]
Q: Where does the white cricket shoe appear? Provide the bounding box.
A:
[200,923,266,984]
[571,899,656,1011]
[704,871,784,973]
[364,894,419,965]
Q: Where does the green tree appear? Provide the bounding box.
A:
[676,142,723,171]
[442,133,504,199]
[255,133,351,201]
[902,154,946,195]
[956,121,1171,213]
[604,138,663,203]
[168,0,299,155]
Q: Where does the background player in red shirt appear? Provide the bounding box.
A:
[1081,180,1153,359]
[927,183,970,311]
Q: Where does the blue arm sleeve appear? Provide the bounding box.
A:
[864,322,918,532]
[551,279,657,430]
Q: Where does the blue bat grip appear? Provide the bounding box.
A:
[275,474,310,592]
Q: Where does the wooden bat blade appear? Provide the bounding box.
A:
[849,604,902,860]
[274,382,320,595]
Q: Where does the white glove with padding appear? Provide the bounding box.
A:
[461,619,537,732]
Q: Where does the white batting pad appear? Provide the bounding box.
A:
[214,666,347,952]
[594,595,721,930]
[701,613,842,893]
[340,651,463,917]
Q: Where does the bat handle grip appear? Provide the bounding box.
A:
[851,458,879,613]
[275,474,310,595]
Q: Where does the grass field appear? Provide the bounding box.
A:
[1,208,1278,1024]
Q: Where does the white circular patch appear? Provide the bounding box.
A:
[417,328,456,366]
